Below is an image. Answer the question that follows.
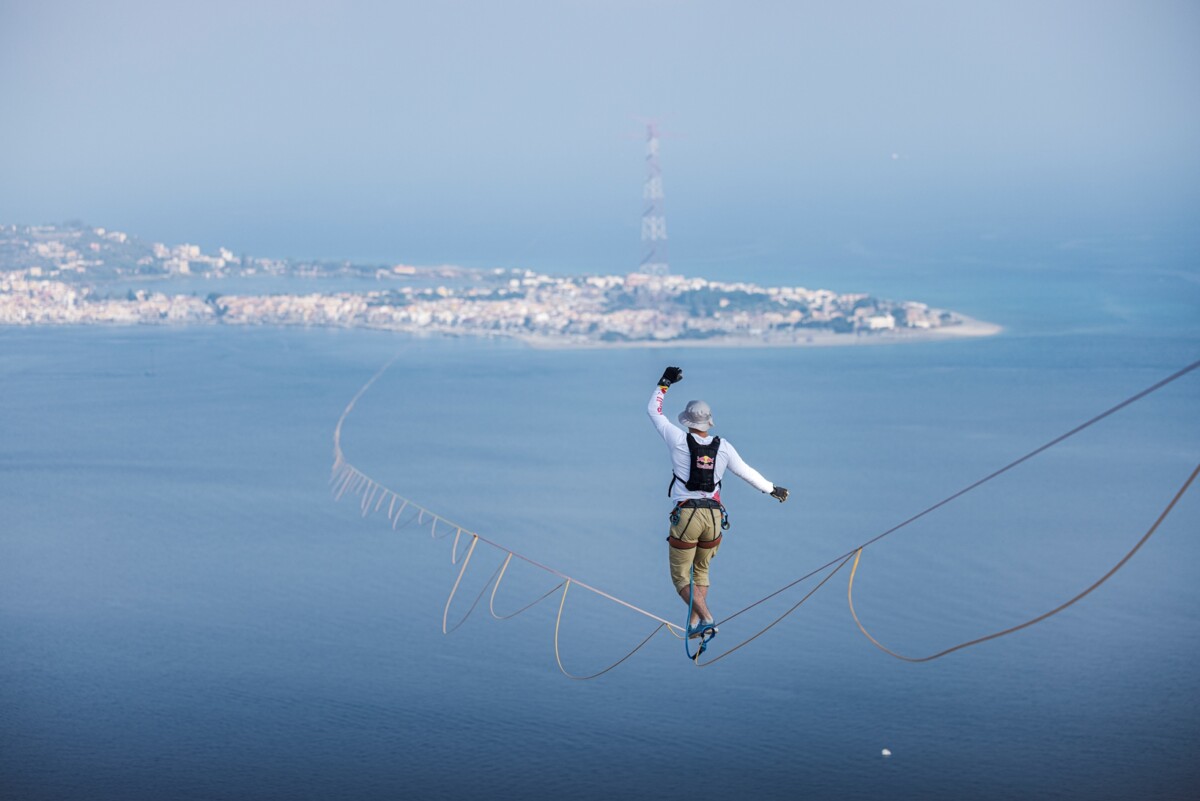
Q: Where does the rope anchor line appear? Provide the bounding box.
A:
[331,357,1200,677]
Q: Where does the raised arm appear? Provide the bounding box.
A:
[647,366,684,440]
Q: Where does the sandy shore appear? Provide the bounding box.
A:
[514,315,1003,350]
[2,311,1002,349]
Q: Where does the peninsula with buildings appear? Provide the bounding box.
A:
[0,223,999,346]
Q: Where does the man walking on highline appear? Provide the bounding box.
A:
[648,366,789,641]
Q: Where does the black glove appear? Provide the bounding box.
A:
[770,485,789,503]
[658,366,683,388]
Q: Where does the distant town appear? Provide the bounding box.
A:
[0,223,998,346]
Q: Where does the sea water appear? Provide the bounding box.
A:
[1,264,1198,800]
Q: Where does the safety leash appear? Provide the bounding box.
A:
[684,564,717,661]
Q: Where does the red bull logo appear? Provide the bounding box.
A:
[695,455,716,470]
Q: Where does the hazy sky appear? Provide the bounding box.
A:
[3,1,1198,278]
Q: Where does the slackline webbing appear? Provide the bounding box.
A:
[332,357,1199,677]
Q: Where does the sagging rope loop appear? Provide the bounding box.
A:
[695,554,854,668]
[331,355,683,679]
[489,553,564,621]
[553,581,669,680]
[847,461,1200,662]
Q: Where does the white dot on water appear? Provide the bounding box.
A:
[881,748,892,757]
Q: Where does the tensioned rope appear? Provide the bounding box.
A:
[846,461,1200,662]
[332,356,684,680]
[333,356,1199,676]
[693,358,1200,666]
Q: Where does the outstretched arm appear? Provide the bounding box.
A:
[725,442,788,502]
[724,444,774,494]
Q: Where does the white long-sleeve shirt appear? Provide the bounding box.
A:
[648,385,774,503]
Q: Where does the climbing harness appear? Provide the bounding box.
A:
[668,498,729,531]
[332,356,1200,678]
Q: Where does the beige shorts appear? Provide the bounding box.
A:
[667,505,724,591]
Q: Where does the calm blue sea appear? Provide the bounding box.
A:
[2,260,1198,800]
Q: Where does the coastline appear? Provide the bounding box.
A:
[0,314,1003,348]
[514,315,1003,349]
[2,224,1004,349]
